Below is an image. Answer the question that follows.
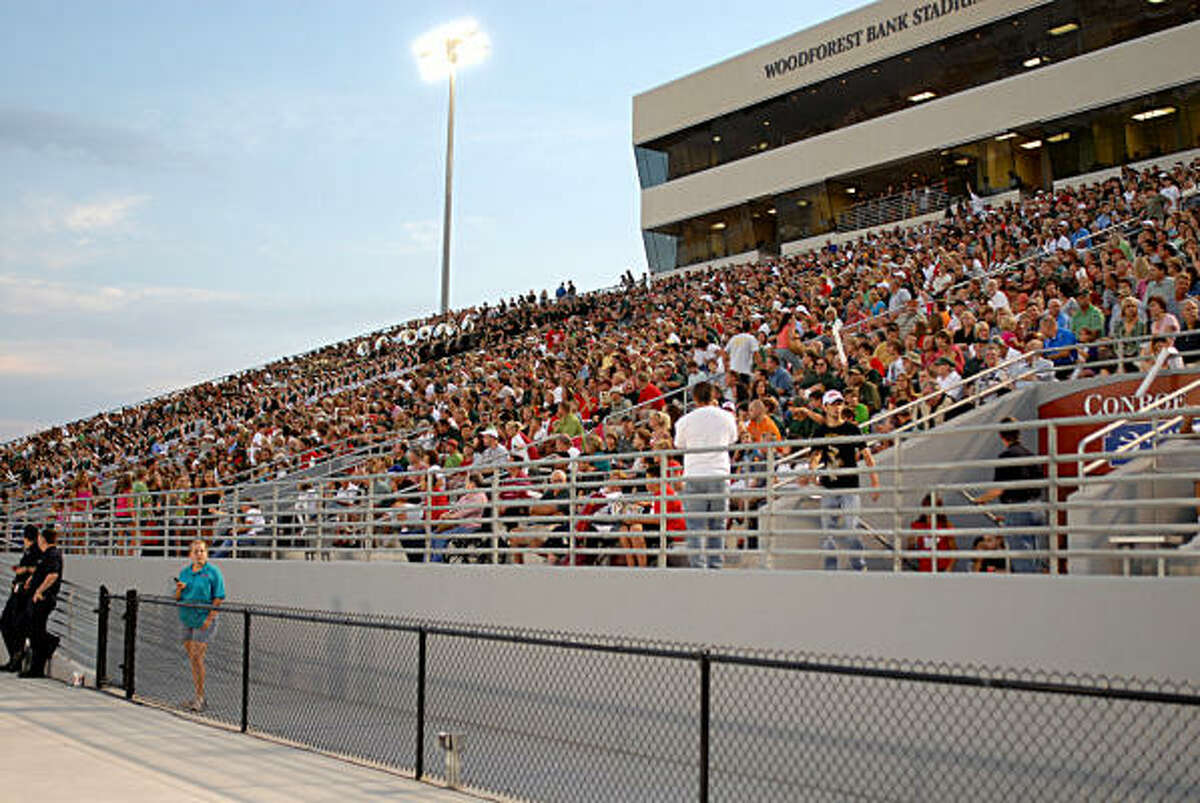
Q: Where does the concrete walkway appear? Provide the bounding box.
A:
[0,674,480,801]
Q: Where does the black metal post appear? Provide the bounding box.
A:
[241,610,251,733]
[416,628,427,780]
[699,650,710,803]
[123,589,138,700]
[95,586,109,688]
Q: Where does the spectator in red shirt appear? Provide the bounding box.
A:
[907,494,956,573]
[636,371,665,411]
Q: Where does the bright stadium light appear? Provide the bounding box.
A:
[1132,106,1176,122]
[908,90,936,103]
[1048,22,1079,36]
[413,19,491,314]
[413,18,491,82]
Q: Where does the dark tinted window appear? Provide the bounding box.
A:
[636,0,1198,189]
[644,80,1200,273]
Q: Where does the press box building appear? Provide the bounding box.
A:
[634,0,1200,274]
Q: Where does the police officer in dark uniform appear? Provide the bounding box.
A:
[1,525,40,671]
[14,527,63,678]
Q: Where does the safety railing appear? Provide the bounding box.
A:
[89,592,1200,802]
[7,406,1200,575]
[834,182,952,233]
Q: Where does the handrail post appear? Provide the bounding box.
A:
[241,609,251,732]
[231,485,240,559]
[764,446,776,570]
[1047,421,1060,575]
[365,476,375,553]
[271,484,280,560]
[490,469,501,565]
[416,628,427,780]
[163,496,172,560]
[123,589,138,700]
[658,455,668,568]
[95,585,110,688]
[424,478,433,564]
[930,489,939,574]
[567,461,578,566]
[699,649,710,803]
[892,433,904,573]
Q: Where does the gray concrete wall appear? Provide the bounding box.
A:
[35,556,1200,684]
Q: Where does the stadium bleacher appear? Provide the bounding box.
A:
[3,158,1199,571]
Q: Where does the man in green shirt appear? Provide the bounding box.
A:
[1070,289,1105,343]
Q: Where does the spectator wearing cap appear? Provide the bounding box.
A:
[1070,289,1105,343]
[475,427,509,468]
[845,367,881,415]
[808,389,878,571]
[932,358,964,403]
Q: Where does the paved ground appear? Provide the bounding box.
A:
[0,673,481,802]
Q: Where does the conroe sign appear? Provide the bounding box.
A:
[763,0,985,79]
[1036,372,1199,478]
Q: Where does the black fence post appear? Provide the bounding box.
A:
[95,586,109,688]
[699,650,710,803]
[123,589,138,700]
[241,610,252,733]
[416,628,427,780]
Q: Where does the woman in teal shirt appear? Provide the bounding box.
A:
[174,540,225,712]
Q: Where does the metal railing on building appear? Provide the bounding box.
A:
[835,182,952,233]
[5,402,1199,576]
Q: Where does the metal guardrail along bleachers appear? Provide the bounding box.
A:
[5,399,1200,576]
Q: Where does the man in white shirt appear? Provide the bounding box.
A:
[724,325,758,378]
[933,358,964,403]
[674,381,739,569]
[985,279,1009,312]
[475,428,510,467]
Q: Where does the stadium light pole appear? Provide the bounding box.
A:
[414,19,491,314]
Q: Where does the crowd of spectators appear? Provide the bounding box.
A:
[4,158,1200,570]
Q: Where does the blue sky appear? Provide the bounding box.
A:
[0,1,863,439]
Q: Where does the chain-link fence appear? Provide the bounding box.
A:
[95,591,1200,801]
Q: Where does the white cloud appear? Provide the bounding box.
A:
[64,194,149,232]
[0,274,242,315]
[0,193,152,272]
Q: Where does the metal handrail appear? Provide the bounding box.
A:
[6,406,1199,574]
[835,182,952,233]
